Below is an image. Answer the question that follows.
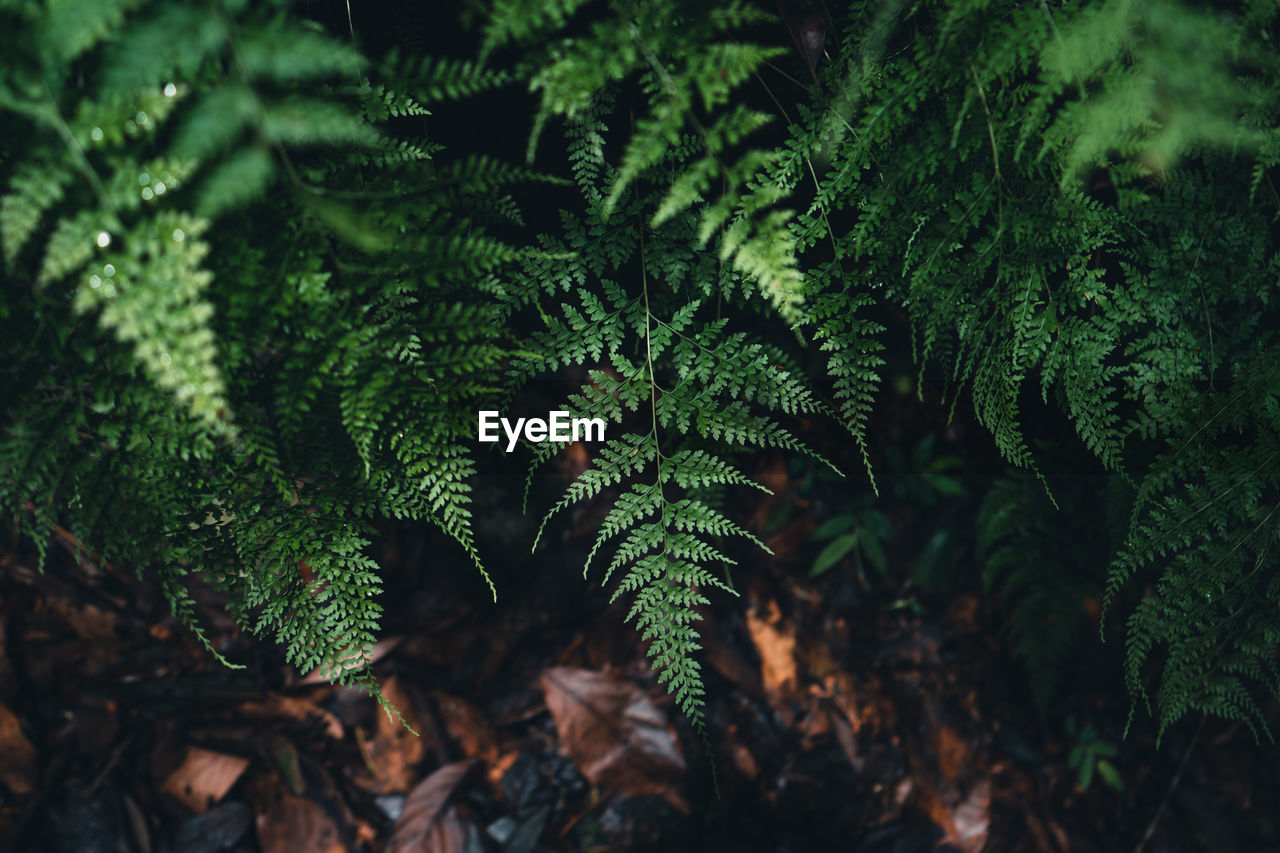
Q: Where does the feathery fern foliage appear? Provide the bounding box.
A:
[758,0,1280,738]
[0,0,531,706]
[510,118,845,725]
[3,0,1280,744]
[1103,361,1280,741]
[487,0,810,322]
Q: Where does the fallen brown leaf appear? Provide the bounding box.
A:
[699,613,762,695]
[238,695,344,741]
[814,670,865,770]
[559,441,591,479]
[435,693,499,765]
[724,725,759,780]
[745,600,798,697]
[0,701,37,795]
[355,818,379,847]
[802,638,840,681]
[38,597,121,676]
[798,691,831,745]
[44,598,117,643]
[540,667,686,811]
[947,593,981,634]
[354,675,426,794]
[162,746,250,813]
[935,725,967,783]
[388,760,476,853]
[1025,811,1069,853]
[255,790,345,853]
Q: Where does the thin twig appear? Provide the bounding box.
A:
[1132,716,1206,853]
[1265,171,1280,213]
[968,63,1002,186]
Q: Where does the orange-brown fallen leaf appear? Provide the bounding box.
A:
[801,637,840,681]
[43,598,117,643]
[354,675,426,795]
[540,666,686,812]
[745,599,798,698]
[388,760,477,853]
[162,745,250,813]
[0,701,37,795]
[810,670,865,770]
[947,593,981,634]
[435,693,499,765]
[723,725,760,781]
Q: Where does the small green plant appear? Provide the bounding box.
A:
[882,435,965,507]
[1065,717,1124,793]
[810,507,891,579]
[809,434,964,583]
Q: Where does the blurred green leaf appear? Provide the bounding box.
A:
[912,528,951,590]
[812,531,858,577]
[1096,760,1124,791]
[911,434,936,470]
[860,525,888,575]
[922,472,965,496]
[812,515,855,541]
[1079,756,1094,790]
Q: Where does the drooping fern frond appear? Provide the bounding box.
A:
[509,120,847,728]
[806,278,886,491]
[1103,359,1280,742]
[393,53,514,104]
[770,0,1280,736]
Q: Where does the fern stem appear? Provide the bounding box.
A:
[1131,717,1205,853]
[39,82,116,223]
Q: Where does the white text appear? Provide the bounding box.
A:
[478,410,606,452]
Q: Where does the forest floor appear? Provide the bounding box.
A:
[2,387,1279,852]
